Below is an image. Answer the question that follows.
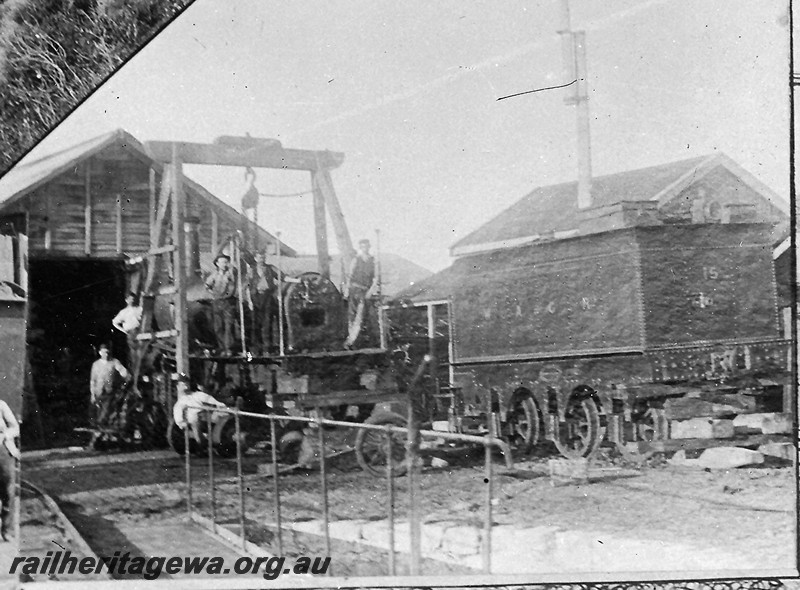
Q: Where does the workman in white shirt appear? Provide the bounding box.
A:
[112,292,143,358]
[172,387,228,446]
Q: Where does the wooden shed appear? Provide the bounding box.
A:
[0,129,294,260]
[0,129,294,445]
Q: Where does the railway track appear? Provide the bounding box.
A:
[18,480,109,583]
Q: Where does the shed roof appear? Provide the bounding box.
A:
[0,129,296,256]
[451,153,788,256]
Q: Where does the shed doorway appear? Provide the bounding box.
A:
[25,259,128,448]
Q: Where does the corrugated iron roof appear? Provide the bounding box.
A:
[391,263,462,304]
[451,155,713,254]
[0,129,296,256]
[451,153,789,257]
[0,131,122,208]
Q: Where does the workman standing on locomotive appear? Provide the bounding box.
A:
[0,399,19,541]
[89,343,130,433]
[343,239,378,348]
[112,292,143,361]
[205,253,238,356]
[247,251,279,354]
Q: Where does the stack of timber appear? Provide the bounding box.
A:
[624,389,793,456]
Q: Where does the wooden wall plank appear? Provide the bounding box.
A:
[84,163,92,255]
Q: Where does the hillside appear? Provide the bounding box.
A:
[0,0,191,172]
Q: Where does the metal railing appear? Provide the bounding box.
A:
[180,401,513,576]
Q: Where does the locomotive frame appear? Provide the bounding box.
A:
[130,137,431,473]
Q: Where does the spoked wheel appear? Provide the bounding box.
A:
[614,407,665,463]
[355,412,408,477]
[505,396,541,454]
[167,420,202,456]
[553,395,601,459]
[215,417,249,458]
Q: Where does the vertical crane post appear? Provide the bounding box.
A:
[171,144,189,397]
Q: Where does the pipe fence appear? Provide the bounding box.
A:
[180,401,513,576]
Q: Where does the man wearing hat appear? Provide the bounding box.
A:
[204,253,238,355]
[89,343,130,434]
[343,239,378,348]
[246,251,279,354]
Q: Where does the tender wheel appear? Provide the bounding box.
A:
[505,395,540,454]
[355,412,408,478]
[614,407,665,463]
[553,395,601,459]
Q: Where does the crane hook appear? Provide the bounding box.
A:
[241,166,259,211]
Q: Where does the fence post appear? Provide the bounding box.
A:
[386,429,396,576]
[208,411,215,531]
[407,403,421,575]
[483,416,495,574]
[317,411,331,574]
[269,415,283,554]
[184,406,192,520]
[235,397,246,550]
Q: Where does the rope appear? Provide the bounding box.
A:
[257,189,316,199]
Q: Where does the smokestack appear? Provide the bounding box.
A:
[559,0,593,209]
[184,217,201,278]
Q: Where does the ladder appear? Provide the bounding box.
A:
[130,153,190,401]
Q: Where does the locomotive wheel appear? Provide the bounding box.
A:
[355,412,408,478]
[215,417,249,459]
[553,396,601,459]
[506,396,540,454]
[167,421,200,456]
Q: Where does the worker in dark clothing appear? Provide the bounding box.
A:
[247,252,279,354]
[343,239,378,348]
[89,343,130,435]
[0,399,19,541]
[205,253,238,356]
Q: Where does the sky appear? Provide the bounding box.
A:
[13,0,791,271]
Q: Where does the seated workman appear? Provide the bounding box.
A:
[172,387,228,445]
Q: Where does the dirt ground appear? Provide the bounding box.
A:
[21,441,797,578]
[18,485,108,583]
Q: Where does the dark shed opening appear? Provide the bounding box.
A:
[25,259,127,447]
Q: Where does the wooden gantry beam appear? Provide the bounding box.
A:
[144,140,344,171]
[310,171,330,278]
[145,136,351,279]
[314,167,354,271]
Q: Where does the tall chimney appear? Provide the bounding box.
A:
[559,0,593,209]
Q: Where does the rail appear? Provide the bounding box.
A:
[180,400,513,576]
